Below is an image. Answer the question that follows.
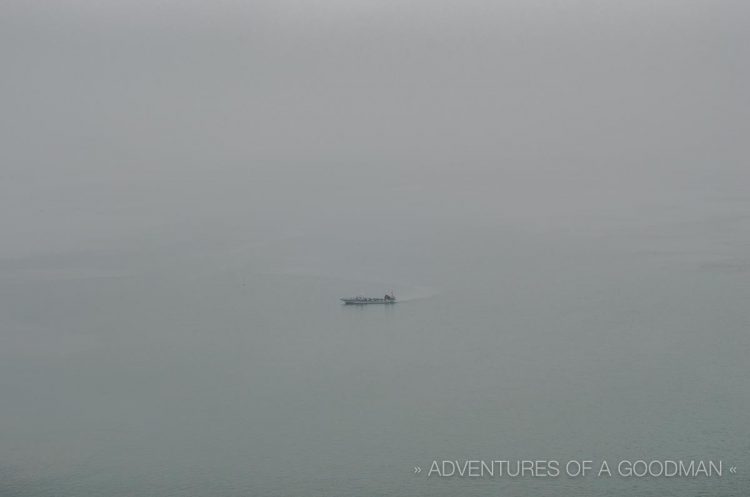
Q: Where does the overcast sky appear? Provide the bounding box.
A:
[1,0,748,258]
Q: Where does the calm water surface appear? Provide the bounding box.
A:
[1,163,748,496]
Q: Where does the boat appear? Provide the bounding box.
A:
[341,292,396,305]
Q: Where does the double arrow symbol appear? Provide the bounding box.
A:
[413,466,422,474]
[730,466,737,474]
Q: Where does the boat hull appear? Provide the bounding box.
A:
[341,299,396,305]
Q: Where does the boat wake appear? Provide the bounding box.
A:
[388,286,439,302]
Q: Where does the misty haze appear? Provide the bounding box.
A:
[1,1,748,496]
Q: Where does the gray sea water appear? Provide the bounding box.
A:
[1,160,749,497]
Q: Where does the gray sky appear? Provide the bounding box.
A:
[1,0,748,258]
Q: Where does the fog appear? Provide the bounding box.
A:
[2,0,747,256]
[1,1,749,496]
